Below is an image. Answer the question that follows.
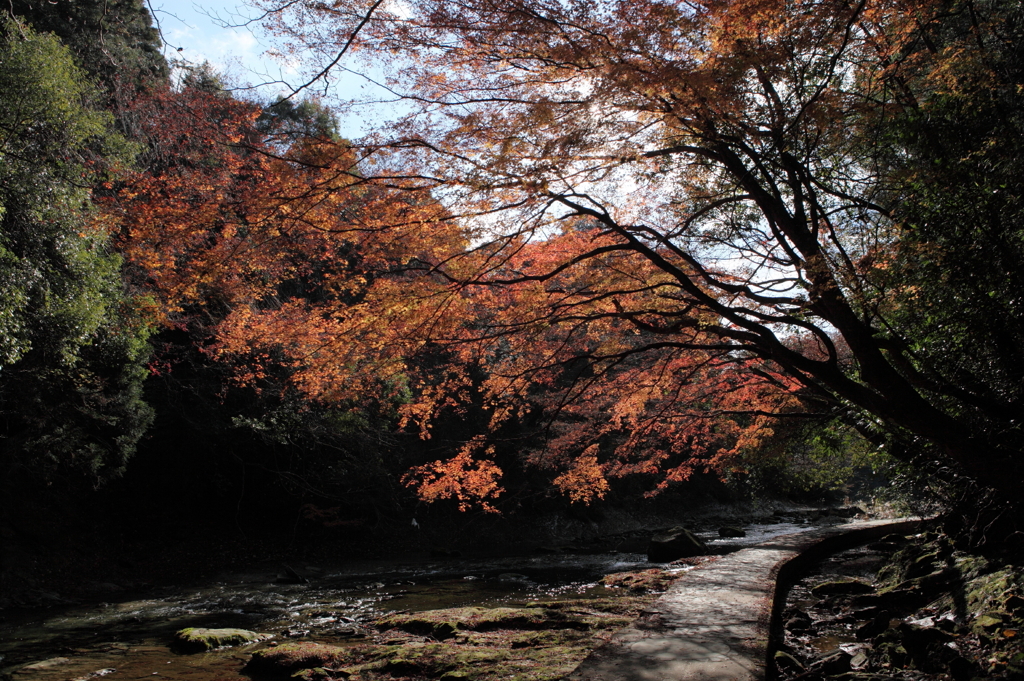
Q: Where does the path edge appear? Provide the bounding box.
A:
[761,517,928,680]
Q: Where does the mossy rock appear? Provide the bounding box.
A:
[172,627,266,653]
[876,535,946,586]
[378,642,506,677]
[774,650,804,673]
[953,553,993,581]
[290,667,350,681]
[600,569,676,594]
[974,613,1006,632]
[811,579,875,598]
[648,527,707,562]
[900,567,958,593]
[504,644,593,681]
[375,607,586,638]
[966,568,1021,613]
[244,642,352,675]
[874,642,908,668]
[509,630,591,649]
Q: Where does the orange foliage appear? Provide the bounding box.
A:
[403,440,504,512]
[553,449,610,505]
[104,19,831,508]
[241,0,973,506]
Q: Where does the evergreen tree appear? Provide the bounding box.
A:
[0,18,154,487]
[7,0,167,92]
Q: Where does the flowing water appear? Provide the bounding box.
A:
[0,518,836,681]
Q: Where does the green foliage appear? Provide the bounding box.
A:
[738,419,884,500]
[864,0,1024,496]
[175,61,228,95]
[0,18,153,484]
[229,378,413,513]
[8,0,167,94]
[258,96,342,142]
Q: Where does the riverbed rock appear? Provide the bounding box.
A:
[290,667,349,681]
[647,526,707,562]
[601,569,677,594]
[172,627,266,653]
[774,650,804,673]
[810,650,852,675]
[497,573,532,583]
[855,615,890,640]
[379,644,507,678]
[274,564,309,584]
[375,606,589,640]
[244,642,352,675]
[16,657,71,672]
[852,586,927,611]
[811,578,875,598]
[718,526,746,538]
[871,621,956,672]
[784,609,813,632]
[69,669,117,681]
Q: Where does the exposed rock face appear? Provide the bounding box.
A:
[777,531,1024,681]
[647,526,708,562]
[172,627,267,653]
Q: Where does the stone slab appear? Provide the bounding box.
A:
[568,517,923,681]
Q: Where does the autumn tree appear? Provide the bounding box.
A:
[101,73,472,517]
[232,0,1024,532]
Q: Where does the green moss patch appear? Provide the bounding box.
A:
[376,643,507,677]
[244,642,353,675]
[509,630,592,648]
[810,579,875,598]
[172,627,266,653]
[242,588,666,680]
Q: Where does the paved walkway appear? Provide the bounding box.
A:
[568,518,923,681]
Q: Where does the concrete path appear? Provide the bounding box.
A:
[568,518,923,681]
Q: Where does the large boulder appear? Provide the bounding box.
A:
[647,527,708,562]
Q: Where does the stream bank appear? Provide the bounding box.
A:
[1,508,861,681]
[0,499,858,611]
[774,526,1024,680]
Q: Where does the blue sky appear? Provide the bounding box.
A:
[147,1,288,88]
[146,1,399,138]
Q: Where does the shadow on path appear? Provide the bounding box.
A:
[568,518,923,681]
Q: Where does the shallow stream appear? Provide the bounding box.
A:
[1,517,837,681]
